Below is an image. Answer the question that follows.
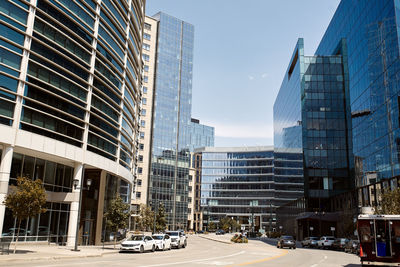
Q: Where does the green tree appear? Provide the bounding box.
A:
[208,221,216,231]
[376,187,400,215]
[137,204,154,231]
[155,203,167,232]
[218,217,240,232]
[4,177,47,253]
[104,195,130,248]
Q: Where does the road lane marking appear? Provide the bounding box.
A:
[224,250,289,267]
[137,251,246,267]
[310,255,328,267]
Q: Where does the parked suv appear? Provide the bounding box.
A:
[317,236,335,249]
[301,237,319,248]
[277,235,296,249]
[166,231,187,249]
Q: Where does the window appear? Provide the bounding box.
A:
[144,65,149,72]
[138,155,143,162]
[136,191,141,198]
[139,143,144,150]
[142,54,149,62]
[137,179,142,186]
[141,109,146,116]
[140,120,145,127]
[138,167,142,174]
[142,43,150,51]
[142,98,147,105]
[144,23,151,30]
[143,33,150,40]
[139,132,144,139]
[142,86,148,93]
[143,76,148,83]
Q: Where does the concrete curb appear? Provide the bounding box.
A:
[197,235,232,244]
[0,250,119,262]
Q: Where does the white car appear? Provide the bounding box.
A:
[120,235,156,253]
[152,234,172,251]
[317,236,335,249]
[166,231,187,248]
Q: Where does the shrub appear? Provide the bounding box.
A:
[231,234,248,243]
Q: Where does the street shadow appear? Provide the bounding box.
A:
[1,249,34,255]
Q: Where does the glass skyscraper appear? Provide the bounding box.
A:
[0,0,145,245]
[274,38,353,211]
[189,118,215,151]
[148,12,194,230]
[316,0,400,186]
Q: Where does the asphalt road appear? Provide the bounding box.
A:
[6,236,361,267]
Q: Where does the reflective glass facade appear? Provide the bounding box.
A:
[189,118,214,151]
[199,147,277,231]
[274,39,353,211]
[0,0,144,170]
[316,0,400,186]
[149,13,194,229]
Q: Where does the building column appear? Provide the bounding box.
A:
[95,170,106,245]
[0,146,14,235]
[67,163,83,247]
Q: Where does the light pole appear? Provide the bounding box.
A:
[71,165,92,251]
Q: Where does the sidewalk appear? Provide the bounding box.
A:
[195,232,234,244]
[0,243,119,263]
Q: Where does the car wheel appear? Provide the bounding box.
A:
[293,247,296,250]
[140,245,144,253]
[152,245,155,252]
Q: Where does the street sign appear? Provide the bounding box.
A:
[241,225,245,230]
[330,227,335,231]
[309,227,314,231]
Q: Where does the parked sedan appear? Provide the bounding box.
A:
[317,236,335,249]
[120,235,155,253]
[344,240,359,254]
[332,238,349,251]
[301,237,319,248]
[216,230,225,235]
[152,234,171,251]
[277,235,296,249]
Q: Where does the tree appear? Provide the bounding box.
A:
[376,187,400,215]
[155,203,167,232]
[4,177,47,253]
[218,217,240,232]
[104,195,130,248]
[137,204,154,231]
[208,221,216,232]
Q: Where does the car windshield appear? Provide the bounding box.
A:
[130,236,144,241]
[152,236,163,240]
[327,238,335,240]
[166,232,178,236]
[282,236,293,240]
[310,237,318,240]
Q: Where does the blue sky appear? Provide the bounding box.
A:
[146,0,341,147]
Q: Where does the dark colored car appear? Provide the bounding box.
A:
[277,235,296,249]
[332,238,349,251]
[215,230,225,235]
[196,230,204,234]
[344,240,359,254]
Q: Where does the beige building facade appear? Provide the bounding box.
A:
[132,16,158,211]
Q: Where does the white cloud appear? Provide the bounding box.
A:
[248,75,255,81]
[261,73,268,78]
[210,122,274,139]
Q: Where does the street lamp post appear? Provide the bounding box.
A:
[71,165,92,252]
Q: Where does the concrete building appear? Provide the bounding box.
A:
[0,0,145,245]
[187,152,203,231]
